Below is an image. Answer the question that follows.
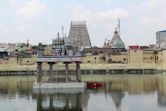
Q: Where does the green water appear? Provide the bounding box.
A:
[0,74,166,111]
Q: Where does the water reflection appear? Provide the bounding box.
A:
[36,93,82,111]
[0,75,166,111]
[158,92,166,106]
[158,76,166,106]
[111,91,124,111]
[103,75,157,93]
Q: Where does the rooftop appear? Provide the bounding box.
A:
[71,21,86,25]
[158,30,166,32]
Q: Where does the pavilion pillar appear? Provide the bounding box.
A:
[65,62,69,82]
[48,62,54,82]
[65,94,69,110]
[76,93,82,111]
[37,62,42,83]
[37,94,42,111]
[49,94,53,111]
[76,62,81,82]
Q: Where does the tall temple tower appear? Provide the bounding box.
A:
[68,21,91,49]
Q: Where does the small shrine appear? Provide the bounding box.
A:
[33,33,85,93]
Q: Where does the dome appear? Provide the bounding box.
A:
[111,38,125,48]
[110,30,125,48]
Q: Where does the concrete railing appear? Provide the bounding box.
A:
[36,56,82,62]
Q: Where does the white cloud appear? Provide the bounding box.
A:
[103,0,112,4]
[17,0,47,18]
[146,0,166,9]
[139,0,166,26]
[8,0,17,6]
[0,22,6,30]
[6,0,164,46]
[71,6,129,23]
[0,22,16,41]
[68,6,129,46]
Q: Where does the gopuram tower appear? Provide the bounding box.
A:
[68,21,91,49]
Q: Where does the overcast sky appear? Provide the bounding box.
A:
[0,0,166,46]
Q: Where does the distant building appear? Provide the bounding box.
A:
[68,21,91,49]
[37,43,48,56]
[47,33,80,56]
[110,29,125,49]
[51,33,65,56]
[0,43,16,50]
[0,43,16,56]
[16,42,32,57]
[104,29,125,49]
[103,28,125,53]
[0,51,8,58]
[52,33,65,50]
[16,43,31,52]
[156,30,166,49]
[128,45,140,49]
[149,44,157,50]
[31,45,38,55]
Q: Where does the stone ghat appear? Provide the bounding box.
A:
[0,69,159,76]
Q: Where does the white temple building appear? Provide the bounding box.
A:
[104,28,125,49]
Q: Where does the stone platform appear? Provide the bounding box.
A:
[32,82,85,94]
